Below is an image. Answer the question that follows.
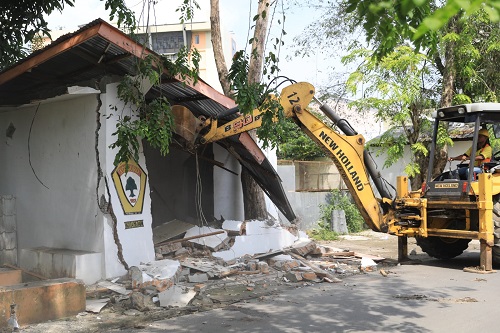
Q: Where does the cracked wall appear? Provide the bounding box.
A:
[101,82,155,279]
[0,96,102,253]
[0,83,155,282]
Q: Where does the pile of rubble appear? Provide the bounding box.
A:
[86,220,386,315]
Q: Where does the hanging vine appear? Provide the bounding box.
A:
[109,47,201,168]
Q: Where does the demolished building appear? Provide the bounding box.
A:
[0,18,296,286]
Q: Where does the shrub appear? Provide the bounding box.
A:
[319,189,364,233]
[307,221,339,241]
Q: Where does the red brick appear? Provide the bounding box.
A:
[301,272,318,281]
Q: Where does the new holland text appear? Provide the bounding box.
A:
[318,131,364,191]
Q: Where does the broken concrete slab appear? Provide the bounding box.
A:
[86,298,109,313]
[158,285,196,307]
[129,259,181,292]
[213,220,298,261]
[288,238,317,256]
[180,258,231,279]
[97,280,129,295]
[222,220,244,236]
[156,242,183,255]
[187,273,209,283]
[184,226,229,251]
[152,219,194,245]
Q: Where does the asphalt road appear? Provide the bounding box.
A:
[108,234,500,333]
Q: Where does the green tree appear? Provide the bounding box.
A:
[343,0,500,59]
[291,1,500,183]
[451,9,500,103]
[0,0,135,68]
[343,46,441,188]
[277,119,326,160]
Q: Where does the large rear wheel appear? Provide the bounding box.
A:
[416,236,470,259]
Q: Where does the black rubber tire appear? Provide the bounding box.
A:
[416,236,470,259]
[492,195,500,264]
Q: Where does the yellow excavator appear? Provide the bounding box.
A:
[173,81,500,271]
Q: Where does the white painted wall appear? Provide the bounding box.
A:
[198,29,236,93]
[0,96,102,252]
[213,144,244,221]
[102,83,155,278]
[260,145,281,221]
[213,144,281,223]
[0,84,156,281]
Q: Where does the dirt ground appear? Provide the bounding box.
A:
[12,230,438,333]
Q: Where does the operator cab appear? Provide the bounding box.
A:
[425,103,500,200]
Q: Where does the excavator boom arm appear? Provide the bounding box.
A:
[182,82,392,231]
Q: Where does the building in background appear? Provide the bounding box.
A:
[43,19,236,94]
[134,21,235,93]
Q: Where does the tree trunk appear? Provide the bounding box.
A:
[248,0,269,83]
[241,0,270,221]
[209,0,232,96]
[439,18,457,109]
[433,15,459,178]
[209,0,269,220]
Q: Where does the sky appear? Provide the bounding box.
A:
[45,0,341,89]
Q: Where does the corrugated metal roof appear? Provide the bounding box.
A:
[0,18,296,222]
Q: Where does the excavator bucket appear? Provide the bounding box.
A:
[171,105,204,149]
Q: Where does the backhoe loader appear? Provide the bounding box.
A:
[173,81,500,271]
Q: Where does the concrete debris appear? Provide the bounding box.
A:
[97,280,129,295]
[288,239,318,257]
[181,257,229,275]
[287,252,341,283]
[213,220,298,261]
[129,259,181,292]
[156,242,182,256]
[85,298,109,313]
[128,291,155,312]
[222,220,245,236]
[257,262,270,274]
[187,273,209,283]
[78,220,390,325]
[158,285,196,307]
[285,271,303,282]
[46,227,398,333]
[152,219,194,245]
[360,257,378,270]
[184,226,229,251]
